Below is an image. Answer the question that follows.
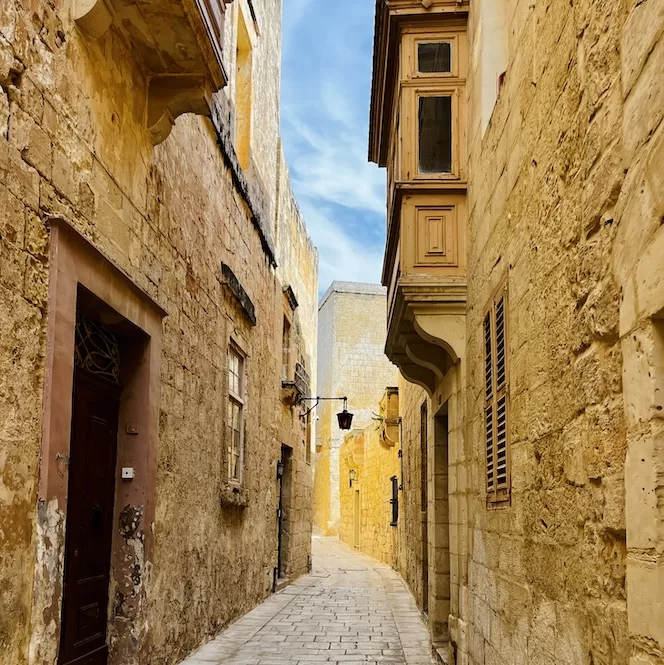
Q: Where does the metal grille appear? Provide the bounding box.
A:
[74,314,120,384]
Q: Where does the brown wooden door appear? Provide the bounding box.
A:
[59,371,120,665]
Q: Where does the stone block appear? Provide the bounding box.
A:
[6,148,39,212]
[625,431,659,550]
[622,0,664,96]
[623,37,664,162]
[635,226,664,321]
[622,325,658,426]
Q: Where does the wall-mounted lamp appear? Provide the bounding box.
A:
[299,396,354,431]
[349,469,356,488]
[276,460,284,479]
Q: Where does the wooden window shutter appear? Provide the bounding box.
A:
[484,313,494,493]
[485,282,510,505]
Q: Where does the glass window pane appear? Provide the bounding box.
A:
[418,42,452,73]
[418,96,452,174]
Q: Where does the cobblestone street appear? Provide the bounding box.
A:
[180,536,436,665]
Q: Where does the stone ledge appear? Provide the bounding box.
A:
[220,262,257,325]
[220,483,249,509]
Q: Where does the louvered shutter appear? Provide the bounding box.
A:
[495,294,508,490]
[485,286,510,504]
[484,313,494,493]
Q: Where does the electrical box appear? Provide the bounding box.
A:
[121,467,136,480]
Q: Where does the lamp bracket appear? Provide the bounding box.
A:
[298,396,348,420]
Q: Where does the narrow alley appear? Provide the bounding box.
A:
[180,537,436,665]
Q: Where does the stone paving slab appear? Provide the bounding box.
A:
[179,536,436,665]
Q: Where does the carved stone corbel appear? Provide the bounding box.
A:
[147,75,213,145]
[73,0,113,38]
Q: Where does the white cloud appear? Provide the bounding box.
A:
[281,0,386,288]
[300,203,384,292]
[283,113,385,216]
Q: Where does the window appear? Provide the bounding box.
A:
[418,95,452,174]
[227,347,245,482]
[235,8,253,170]
[390,476,399,526]
[418,42,452,73]
[282,316,291,381]
[399,26,466,182]
[484,281,509,504]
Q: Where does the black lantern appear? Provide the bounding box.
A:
[349,469,356,488]
[337,408,354,431]
[276,460,284,479]
[299,395,354,431]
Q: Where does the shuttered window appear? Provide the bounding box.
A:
[484,282,510,505]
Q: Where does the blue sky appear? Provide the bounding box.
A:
[281,0,386,294]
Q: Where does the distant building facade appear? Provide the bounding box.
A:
[313,282,398,536]
[339,387,400,569]
[369,1,664,665]
[0,1,317,664]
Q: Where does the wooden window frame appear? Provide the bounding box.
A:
[401,26,467,81]
[401,82,466,183]
[484,278,510,507]
[227,344,246,485]
[398,23,467,183]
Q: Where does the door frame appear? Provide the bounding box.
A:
[30,218,166,665]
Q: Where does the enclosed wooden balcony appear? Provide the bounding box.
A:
[370,0,469,393]
[74,0,233,144]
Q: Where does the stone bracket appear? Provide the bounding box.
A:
[386,277,466,395]
[147,75,212,145]
[73,0,113,39]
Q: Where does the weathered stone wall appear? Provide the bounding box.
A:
[395,377,428,609]
[339,388,400,568]
[313,282,398,536]
[274,145,318,580]
[0,0,318,663]
[462,0,653,663]
[390,1,664,663]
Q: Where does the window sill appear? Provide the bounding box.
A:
[220,483,249,509]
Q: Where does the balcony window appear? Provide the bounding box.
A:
[418,42,452,73]
[418,96,452,174]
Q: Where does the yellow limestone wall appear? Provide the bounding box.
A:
[313,283,398,536]
[0,0,318,663]
[339,388,400,568]
[390,1,664,664]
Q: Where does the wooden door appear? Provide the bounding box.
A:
[59,371,120,665]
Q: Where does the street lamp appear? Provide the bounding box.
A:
[349,469,356,488]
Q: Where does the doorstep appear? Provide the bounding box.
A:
[433,642,449,665]
[274,576,290,591]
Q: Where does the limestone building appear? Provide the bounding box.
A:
[0,1,318,664]
[369,1,664,665]
[339,387,400,569]
[313,282,398,536]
